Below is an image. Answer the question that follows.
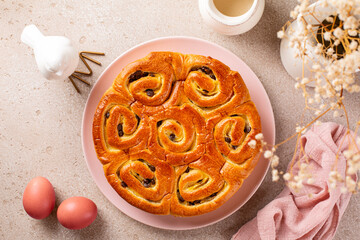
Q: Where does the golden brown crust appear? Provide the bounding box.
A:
[92,52,262,216]
[148,104,206,166]
[103,151,174,214]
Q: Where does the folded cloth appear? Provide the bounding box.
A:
[232,122,357,240]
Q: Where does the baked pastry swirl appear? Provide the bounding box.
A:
[93,52,261,216]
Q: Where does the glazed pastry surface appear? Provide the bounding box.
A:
[93,52,261,216]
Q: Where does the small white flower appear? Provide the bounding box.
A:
[329,170,339,179]
[344,16,358,30]
[349,41,358,50]
[334,27,344,39]
[301,77,310,84]
[272,169,279,182]
[255,133,264,140]
[283,173,291,181]
[347,167,356,175]
[290,10,298,19]
[346,176,356,192]
[294,175,300,182]
[288,181,297,190]
[314,45,322,54]
[330,182,337,189]
[277,30,285,39]
[264,150,273,159]
[348,30,358,36]
[300,163,307,171]
[271,155,280,168]
[307,178,314,184]
[344,149,354,159]
[248,140,257,149]
[326,16,334,23]
[324,31,332,41]
[326,48,334,55]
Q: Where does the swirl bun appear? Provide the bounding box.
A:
[93,52,261,216]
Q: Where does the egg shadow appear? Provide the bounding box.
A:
[38,194,62,233]
[70,209,106,239]
[39,190,106,238]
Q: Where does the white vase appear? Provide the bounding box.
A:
[279,2,335,87]
[198,0,265,35]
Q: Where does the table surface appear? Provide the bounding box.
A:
[1,0,359,239]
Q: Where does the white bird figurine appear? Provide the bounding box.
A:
[21,24,79,80]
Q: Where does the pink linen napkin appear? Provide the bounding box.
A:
[233,122,357,240]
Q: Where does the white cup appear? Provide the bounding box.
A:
[198,0,265,35]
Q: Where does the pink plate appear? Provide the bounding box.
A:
[82,36,275,230]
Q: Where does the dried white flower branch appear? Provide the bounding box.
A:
[268,0,360,193]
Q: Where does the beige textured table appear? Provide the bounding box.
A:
[1,0,359,239]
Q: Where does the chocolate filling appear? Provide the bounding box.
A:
[117,124,124,137]
[200,66,212,74]
[148,164,156,172]
[128,70,143,83]
[191,66,216,80]
[121,181,127,188]
[143,178,155,188]
[209,192,217,198]
[177,189,185,202]
[189,200,201,206]
[135,115,140,123]
[157,120,163,127]
[169,133,176,141]
[244,125,251,133]
[146,89,155,97]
